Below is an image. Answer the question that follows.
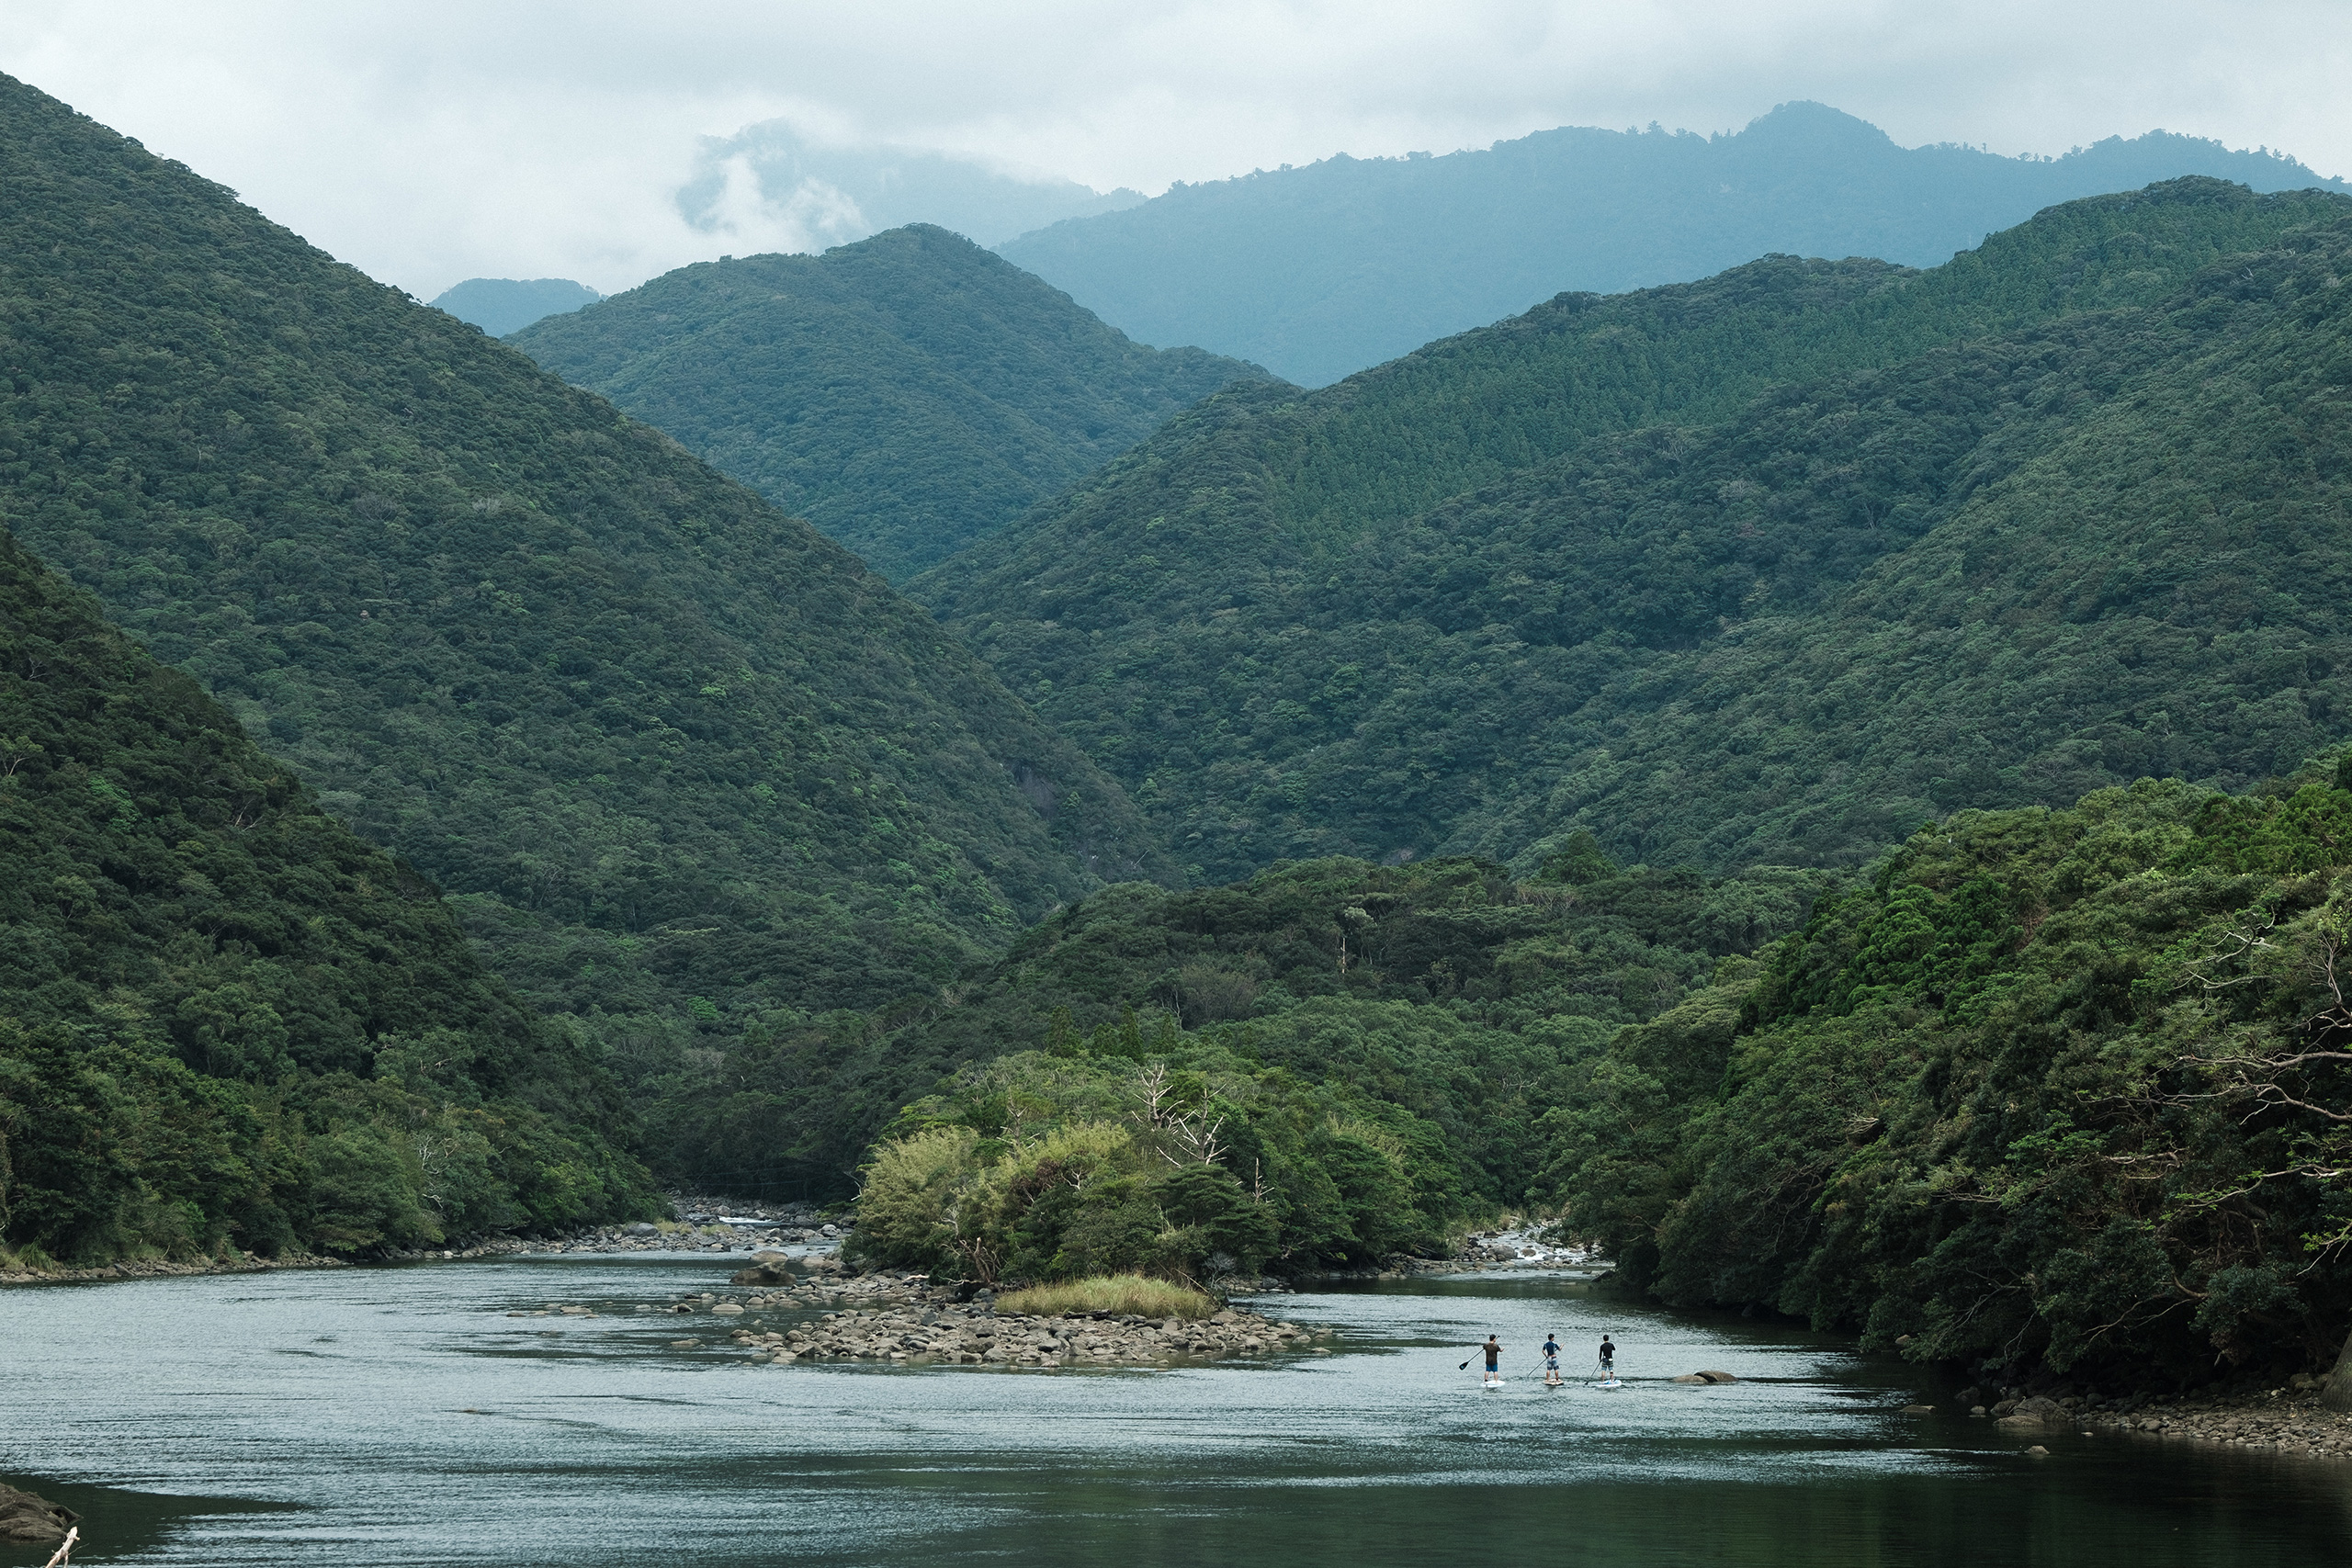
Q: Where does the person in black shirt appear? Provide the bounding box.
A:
[1598,1335,1616,1379]
[1482,1335,1503,1385]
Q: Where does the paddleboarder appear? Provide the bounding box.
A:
[1543,1333,1563,1387]
[1482,1334,1503,1386]
[1598,1334,1616,1382]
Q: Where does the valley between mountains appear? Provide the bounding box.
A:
[9,66,2352,1401]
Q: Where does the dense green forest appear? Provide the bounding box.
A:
[0,525,655,1266]
[1545,759,2352,1382]
[918,182,2352,884]
[630,850,1835,1207]
[1001,102,2347,385]
[0,73,1163,1043]
[510,226,1267,580]
[9,62,2352,1393]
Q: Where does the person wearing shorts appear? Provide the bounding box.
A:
[1482,1335,1502,1384]
[1543,1334,1563,1386]
[1598,1336,1615,1378]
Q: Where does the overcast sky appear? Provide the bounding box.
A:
[6,1,2347,299]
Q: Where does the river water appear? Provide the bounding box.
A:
[5,1255,2349,1567]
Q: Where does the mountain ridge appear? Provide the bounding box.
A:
[0,72,1164,1037]
[1000,102,2349,385]
[917,180,2352,882]
[510,225,1271,580]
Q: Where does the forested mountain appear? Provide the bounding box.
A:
[917,180,2352,884]
[431,276,603,337]
[1000,103,2348,385]
[1545,761,2352,1382]
[509,226,1268,580]
[630,849,1836,1201]
[0,525,655,1265]
[0,73,1164,1037]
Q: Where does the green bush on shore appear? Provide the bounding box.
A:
[995,1275,1217,1320]
[1544,760,2352,1382]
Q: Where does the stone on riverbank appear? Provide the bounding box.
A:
[731,1251,800,1287]
[0,1480,76,1543]
[1996,1397,2066,1432]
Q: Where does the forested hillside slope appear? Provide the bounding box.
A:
[510,227,1268,580]
[628,848,1835,1201]
[0,73,1164,1032]
[918,181,2352,883]
[1545,761,2352,1382]
[0,526,655,1265]
[1001,102,2348,385]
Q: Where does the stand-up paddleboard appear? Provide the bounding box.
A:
[1593,1376,1623,1389]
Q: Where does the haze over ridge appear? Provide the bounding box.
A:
[1000,101,2351,385]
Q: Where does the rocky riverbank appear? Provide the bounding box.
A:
[512,1263,1332,1370]
[741,1295,1329,1369]
[0,1248,348,1288]
[1288,1225,1605,1283]
[1984,1380,2352,1459]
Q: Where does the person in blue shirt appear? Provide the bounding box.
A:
[1598,1335,1616,1380]
[1543,1334,1563,1387]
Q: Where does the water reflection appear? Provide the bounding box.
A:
[4,1258,2348,1565]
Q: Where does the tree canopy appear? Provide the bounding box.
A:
[0,525,655,1265]
[0,72,1164,1038]
[1544,759,2352,1384]
[918,182,2352,885]
[511,225,1269,580]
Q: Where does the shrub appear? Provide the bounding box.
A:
[995,1274,1217,1319]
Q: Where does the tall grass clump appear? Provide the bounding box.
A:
[994,1274,1217,1320]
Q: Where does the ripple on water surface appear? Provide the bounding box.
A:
[6,1257,2350,1566]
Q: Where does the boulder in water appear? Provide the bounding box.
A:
[0,1480,77,1543]
[1996,1396,2067,1432]
[731,1250,799,1287]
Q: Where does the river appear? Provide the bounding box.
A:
[5,1255,2348,1566]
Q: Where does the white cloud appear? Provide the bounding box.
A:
[2,1,2345,296]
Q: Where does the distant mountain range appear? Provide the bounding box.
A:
[432,276,603,336]
[999,102,2352,385]
[509,226,1270,580]
[920,177,2352,881]
[680,119,1143,252]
